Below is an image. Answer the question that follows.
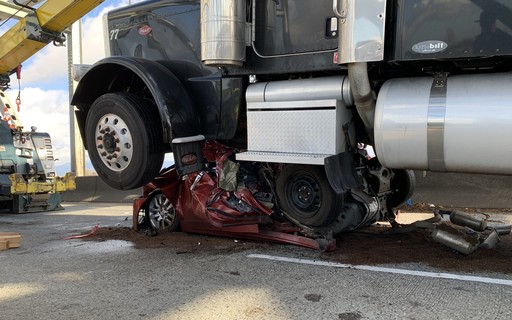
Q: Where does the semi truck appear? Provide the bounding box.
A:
[71,0,512,236]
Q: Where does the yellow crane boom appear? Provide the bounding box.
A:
[0,0,104,75]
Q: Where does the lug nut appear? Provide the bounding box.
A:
[101,152,107,156]
[115,139,120,143]
[115,147,121,152]
[98,144,104,149]
[99,129,106,134]
[97,136,103,140]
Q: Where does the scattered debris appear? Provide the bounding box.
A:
[80,223,512,273]
[434,210,509,254]
[0,232,22,250]
[62,224,99,240]
[390,210,511,255]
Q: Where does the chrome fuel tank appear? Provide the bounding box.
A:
[375,73,512,175]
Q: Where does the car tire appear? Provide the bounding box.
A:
[276,165,343,227]
[144,190,180,233]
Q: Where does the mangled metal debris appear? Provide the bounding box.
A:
[392,210,511,255]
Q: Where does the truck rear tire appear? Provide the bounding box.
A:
[276,164,343,227]
[85,93,164,190]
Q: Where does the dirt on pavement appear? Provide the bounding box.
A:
[82,205,512,275]
[325,225,512,274]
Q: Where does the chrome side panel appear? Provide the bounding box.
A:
[238,77,354,164]
[335,0,387,63]
[246,105,342,155]
[375,73,512,175]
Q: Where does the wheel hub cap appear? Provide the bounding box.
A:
[95,113,133,172]
[290,175,321,213]
[297,185,312,202]
[148,194,176,230]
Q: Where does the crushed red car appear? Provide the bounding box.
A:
[133,141,336,251]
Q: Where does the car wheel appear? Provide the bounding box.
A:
[276,165,343,227]
[144,191,180,233]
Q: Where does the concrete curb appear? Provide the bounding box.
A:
[62,176,140,203]
[412,171,512,208]
[62,172,512,208]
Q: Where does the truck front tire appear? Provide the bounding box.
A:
[85,93,164,190]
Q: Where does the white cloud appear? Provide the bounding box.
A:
[81,9,111,63]
[16,45,68,87]
[5,87,71,166]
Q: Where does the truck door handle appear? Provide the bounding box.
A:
[333,0,347,19]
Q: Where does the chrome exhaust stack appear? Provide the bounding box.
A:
[200,0,248,67]
[333,0,387,143]
[348,63,375,143]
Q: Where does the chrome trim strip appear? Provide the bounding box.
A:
[427,73,448,172]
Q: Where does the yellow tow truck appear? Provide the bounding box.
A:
[0,0,103,212]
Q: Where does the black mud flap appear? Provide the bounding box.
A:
[324,152,362,194]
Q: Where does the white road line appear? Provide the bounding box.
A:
[247,254,512,287]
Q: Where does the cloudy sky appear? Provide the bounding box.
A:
[2,0,146,174]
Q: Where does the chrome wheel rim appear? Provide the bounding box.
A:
[95,113,133,172]
[147,193,176,231]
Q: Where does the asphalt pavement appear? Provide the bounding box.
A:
[2,203,512,319]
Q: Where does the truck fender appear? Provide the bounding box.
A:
[71,56,199,148]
